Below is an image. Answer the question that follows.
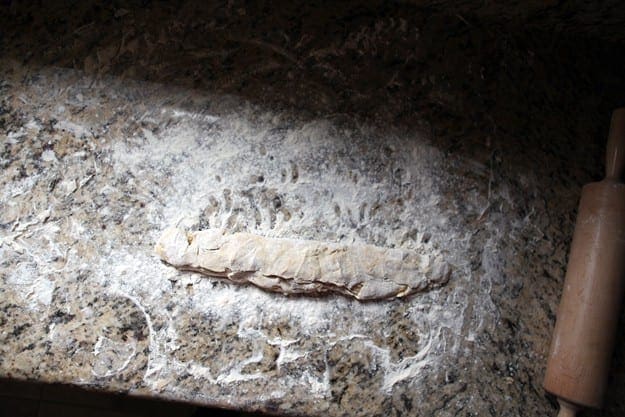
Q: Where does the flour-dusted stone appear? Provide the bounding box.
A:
[155,227,451,300]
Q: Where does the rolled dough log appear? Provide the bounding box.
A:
[155,227,451,300]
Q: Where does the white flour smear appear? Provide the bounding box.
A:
[102,96,475,399]
[1,67,496,409]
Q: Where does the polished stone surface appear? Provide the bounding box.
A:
[2,2,625,416]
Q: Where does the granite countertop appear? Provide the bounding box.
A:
[2,2,625,416]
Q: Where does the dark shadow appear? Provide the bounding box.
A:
[594,306,625,416]
[0,376,270,416]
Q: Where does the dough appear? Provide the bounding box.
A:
[155,227,451,300]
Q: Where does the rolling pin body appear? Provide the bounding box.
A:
[544,108,625,413]
[543,180,625,407]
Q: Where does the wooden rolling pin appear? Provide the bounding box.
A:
[544,108,625,416]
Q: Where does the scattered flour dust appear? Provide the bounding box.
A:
[6,262,55,309]
[101,102,468,399]
[92,335,137,378]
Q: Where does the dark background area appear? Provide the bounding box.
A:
[0,377,263,417]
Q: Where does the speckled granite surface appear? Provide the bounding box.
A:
[2,2,625,416]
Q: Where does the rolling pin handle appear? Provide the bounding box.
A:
[606,107,625,180]
[556,399,579,417]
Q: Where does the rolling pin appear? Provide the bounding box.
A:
[544,108,625,416]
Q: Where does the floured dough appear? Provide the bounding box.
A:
[155,227,451,300]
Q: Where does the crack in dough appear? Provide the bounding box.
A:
[155,227,451,300]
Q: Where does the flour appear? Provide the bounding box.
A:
[6,262,55,309]
[100,94,474,398]
[2,64,480,407]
